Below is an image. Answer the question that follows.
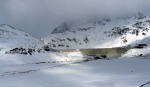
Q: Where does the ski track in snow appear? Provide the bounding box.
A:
[0,55,150,87]
[0,57,101,77]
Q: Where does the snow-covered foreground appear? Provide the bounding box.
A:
[1,12,150,87]
[0,52,150,87]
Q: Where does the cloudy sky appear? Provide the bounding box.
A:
[0,0,150,38]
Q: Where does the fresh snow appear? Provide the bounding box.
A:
[0,13,150,87]
[0,24,43,50]
[0,47,150,87]
[0,55,150,87]
[44,13,150,49]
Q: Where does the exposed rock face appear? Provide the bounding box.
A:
[44,13,150,49]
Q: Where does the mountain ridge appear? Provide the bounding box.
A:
[44,12,150,49]
[0,24,43,50]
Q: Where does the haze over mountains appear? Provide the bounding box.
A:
[44,13,150,49]
[0,12,150,51]
[1,1,150,87]
[1,0,150,38]
[1,12,150,87]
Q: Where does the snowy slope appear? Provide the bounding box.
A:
[0,56,150,87]
[0,24,43,51]
[44,13,150,49]
[0,13,150,87]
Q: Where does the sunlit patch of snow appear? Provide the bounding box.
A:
[122,47,150,58]
[55,51,84,62]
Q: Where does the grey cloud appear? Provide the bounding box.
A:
[0,0,150,38]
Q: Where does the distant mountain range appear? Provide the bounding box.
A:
[1,12,150,51]
[44,12,150,48]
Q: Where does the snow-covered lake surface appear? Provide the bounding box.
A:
[0,52,150,87]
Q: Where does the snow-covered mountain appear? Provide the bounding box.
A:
[44,13,150,49]
[1,13,150,87]
[0,24,43,50]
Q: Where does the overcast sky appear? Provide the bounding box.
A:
[0,0,150,38]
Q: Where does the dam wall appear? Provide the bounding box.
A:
[56,47,130,58]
